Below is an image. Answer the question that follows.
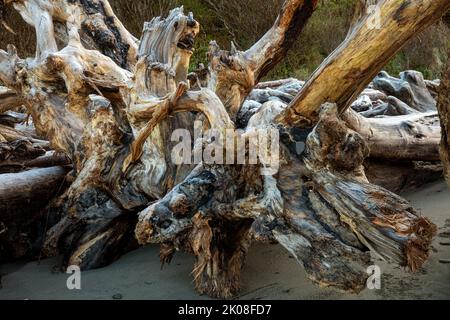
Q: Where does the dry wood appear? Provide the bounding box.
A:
[0,0,446,299]
[365,159,443,194]
[0,86,26,113]
[0,150,70,173]
[0,166,70,260]
[343,110,441,161]
[438,57,450,186]
[202,0,318,121]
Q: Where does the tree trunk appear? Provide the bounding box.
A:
[276,0,450,127]
[438,56,450,186]
[0,150,70,173]
[365,159,443,194]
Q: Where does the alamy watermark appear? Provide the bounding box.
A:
[170,121,280,175]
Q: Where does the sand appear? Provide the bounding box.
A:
[1,180,449,300]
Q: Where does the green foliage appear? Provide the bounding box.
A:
[1,0,448,80]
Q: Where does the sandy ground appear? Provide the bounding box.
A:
[1,180,449,300]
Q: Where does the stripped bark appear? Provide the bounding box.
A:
[343,109,441,161]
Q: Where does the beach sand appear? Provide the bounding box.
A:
[1,180,449,300]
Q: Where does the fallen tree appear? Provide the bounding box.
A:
[0,0,449,298]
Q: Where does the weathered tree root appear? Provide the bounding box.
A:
[0,0,447,299]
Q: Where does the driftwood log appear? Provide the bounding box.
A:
[0,0,449,298]
[0,166,70,260]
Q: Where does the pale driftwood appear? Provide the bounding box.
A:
[0,166,69,221]
[359,96,420,118]
[438,57,450,187]
[0,111,27,127]
[244,76,441,162]
[0,0,445,299]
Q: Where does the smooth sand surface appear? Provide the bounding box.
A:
[1,180,449,300]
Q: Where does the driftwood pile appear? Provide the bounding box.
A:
[0,0,449,299]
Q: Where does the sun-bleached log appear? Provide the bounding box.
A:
[202,0,317,121]
[6,0,138,69]
[243,76,441,162]
[0,111,27,127]
[359,96,420,117]
[277,0,450,127]
[0,166,69,221]
[373,70,436,112]
[343,109,441,161]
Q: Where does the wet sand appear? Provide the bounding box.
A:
[1,180,449,300]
